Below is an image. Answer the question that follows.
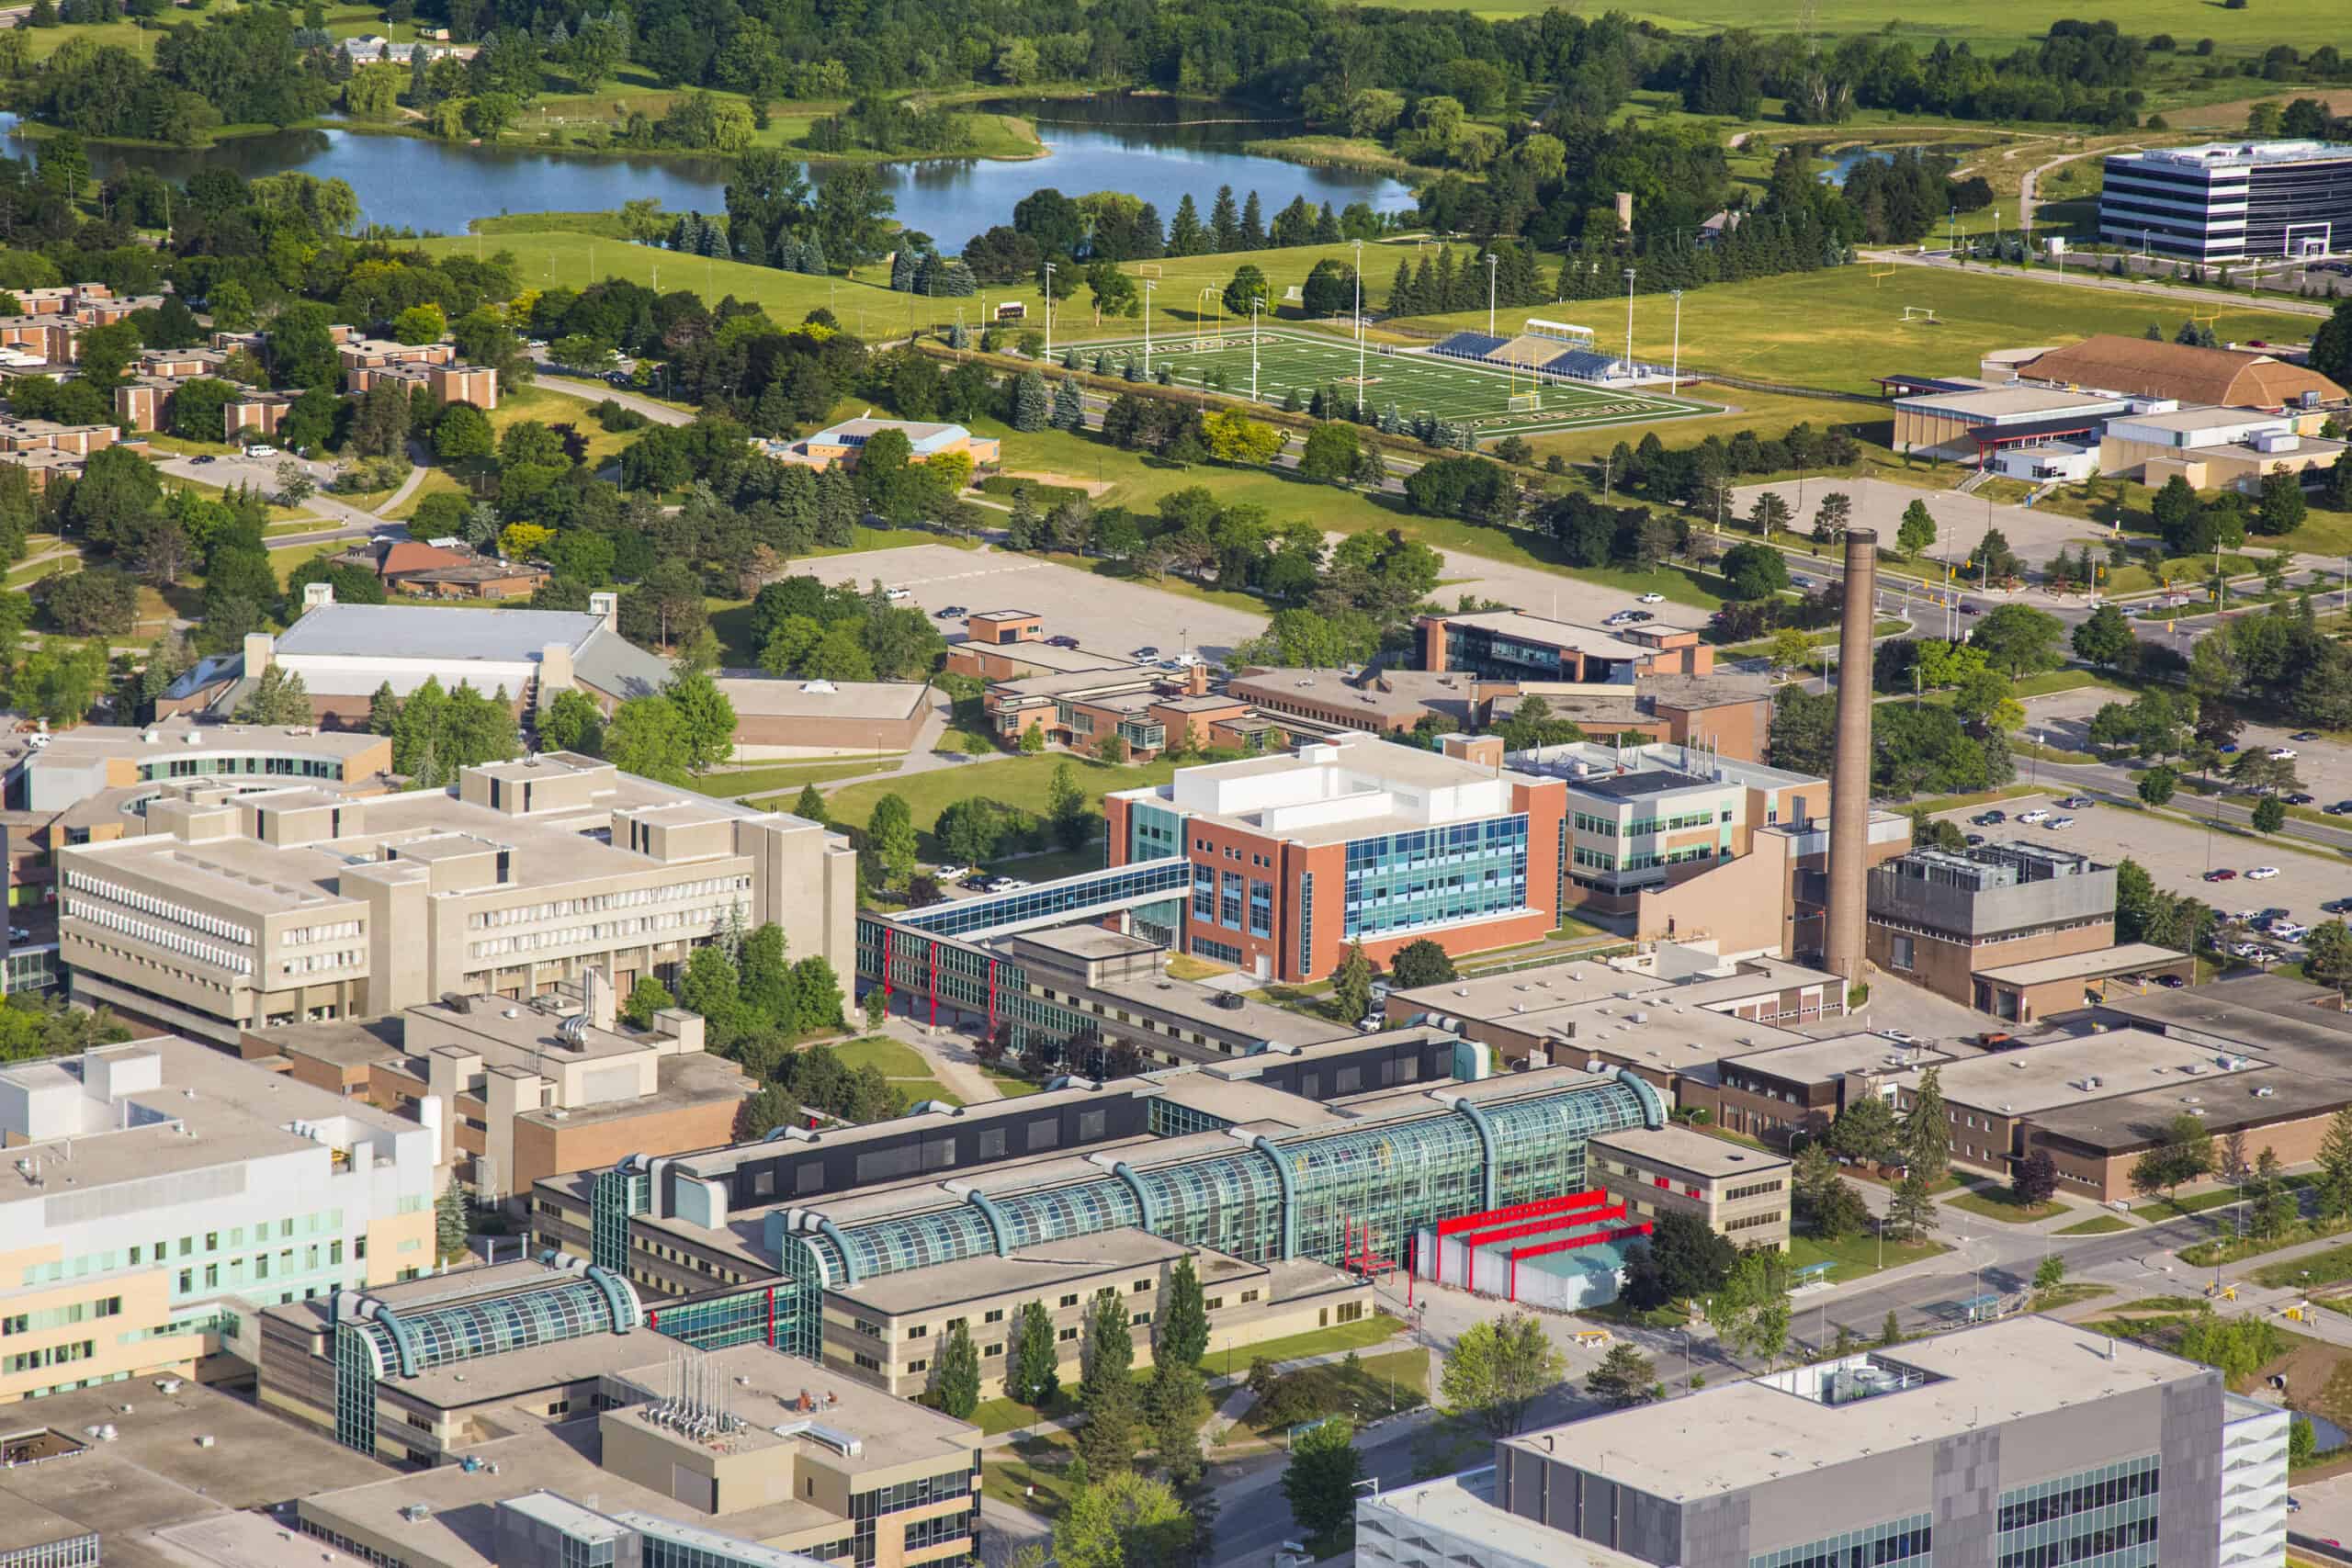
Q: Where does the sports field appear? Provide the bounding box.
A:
[1066,327,1713,439]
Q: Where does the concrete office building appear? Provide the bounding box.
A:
[245,986,754,1206]
[0,1037,435,1406]
[2096,401,2346,495]
[1104,736,1566,983]
[1363,1314,2284,1568]
[1585,1123,1791,1249]
[1867,842,2121,1009]
[536,1033,1668,1400]
[2101,140,2352,262]
[1677,1032,1948,1148]
[1418,608,1716,682]
[58,753,856,1046]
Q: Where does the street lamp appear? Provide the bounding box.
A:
[1352,238,1366,391]
[1484,252,1498,338]
[1668,288,1683,394]
[1622,268,1637,367]
[1042,261,1055,362]
[1142,278,1157,377]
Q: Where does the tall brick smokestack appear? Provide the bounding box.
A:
[1825,528,1878,985]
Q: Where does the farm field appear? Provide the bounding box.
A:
[1065,326,1713,440]
[1371,0,2311,52]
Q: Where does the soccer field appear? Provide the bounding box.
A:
[1064,328,1714,440]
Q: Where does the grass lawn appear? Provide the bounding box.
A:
[1786,1232,1949,1285]
[695,758,899,800]
[1387,267,2317,397]
[981,1429,1079,1519]
[2132,1186,2262,1223]
[2012,671,2105,699]
[271,541,345,587]
[1238,1348,1429,1439]
[1164,954,1229,982]
[2181,1213,2352,1269]
[820,1035,929,1077]
[2254,1242,2352,1291]
[2055,1215,2133,1236]
[986,1074,1044,1099]
[972,1388,1078,1438]
[2030,1283,2116,1312]
[1946,1185,2069,1224]
[1203,1313,1403,1381]
[983,845,1110,882]
[822,755,1177,845]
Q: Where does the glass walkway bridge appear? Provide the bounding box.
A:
[891,854,1192,940]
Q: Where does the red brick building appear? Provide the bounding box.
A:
[1105,737,1566,985]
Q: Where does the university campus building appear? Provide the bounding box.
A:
[55,751,856,1048]
[0,1037,436,1407]
[532,1032,1668,1402]
[2099,139,2352,261]
[1104,736,1566,984]
[1362,1314,2284,1568]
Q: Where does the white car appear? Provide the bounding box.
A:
[2267,747,2297,760]
[884,587,912,601]
[2047,816,2075,829]
[2271,922,2310,942]
[2247,866,2282,880]
[933,864,972,882]
[244,444,277,457]
[2233,942,2272,960]
[1637,592,1665,604]
[2016,809,2052,825]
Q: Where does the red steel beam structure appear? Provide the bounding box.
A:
[1433,1190,1607,1239]
[1455,1202,1629,1253]
[1504,1221,1653,1302]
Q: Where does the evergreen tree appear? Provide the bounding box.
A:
[799,234,828,275]
[1011,1299,1060,1405]
[791,783,828,825]
[1051,376,1086,433]
[434,1182,469,1260]
[1157,1256,1209,1368]
[1387,258,1416,317]
[1885,1170,1939,1241]
[934,1321,981,1418]
[1169,193,1204,255]
[738,222,769,268]
[1240,189,1266,249]
[1208,185,1240,252]
[890,246,922,292]
[1076,1288,1139,1473]
[1145,1359,1204,1485]
[1133,201,1166,258]
[1012,369,1052,431]
[1314,202,1342,244]
[1903,1066,1951,1181]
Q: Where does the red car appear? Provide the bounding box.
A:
[2204,869,2238,882]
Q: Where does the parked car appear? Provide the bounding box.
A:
[1959,603,1983,615]
[2292,731,2322,742]
[2220,741,2241,753]
[2047,816,2075,829]
[1623,610,1654,623]
[2325,801,2352,816]
[2286,793,2317,806]
[1603,611,1636,626]
[2204,868,2239,882]
[960,874,993,890]
[6,927,26,942]
[2057,796,2094,809]
[243,443,277,457]
[2154,974,2187,988]
[2233,942,2272,960]
[2271,921,2310,942]
[1046,635,1080,649]
[1131,646,1160,660]
[884,586,912,601]
[189,454,216,465]
[1637,592,1665,604]
[934,604,967,618]
[2017,809,2052,824]
[934,864,972,882]
[2269,747,2298,760]
[1973,810,2007,825]
[1964,833,1986,846]
[2248,866,2282,879]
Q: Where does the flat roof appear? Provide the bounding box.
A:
[831,1228,1203,1316]
[711,676,931,721]
[1974,943,2194,987]
[1502,1316,2207,1502]
[1001,925,1162,963]
[1724,1032,1958,1087]
[1893,386,2123,418]
[1363,1472,1651,1568]
[1888,1027,2263,1115]
[1227,667,1480,723]
[1588,1122,1792,1179]
[2109,404,2288,433]
[1436,609,1654,660]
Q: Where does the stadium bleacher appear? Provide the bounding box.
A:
[1432,332,1510,360]
[1544,348,1633,382]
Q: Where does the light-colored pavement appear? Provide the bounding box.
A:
[1730,478,2120,583]
[881,1014,1004,1105]
[2288,1469,2352,1548]
[534,371,695,428]
[795,541,1269,663]
[1870,248,2335,320]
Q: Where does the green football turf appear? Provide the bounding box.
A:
[1067,327,1714,439]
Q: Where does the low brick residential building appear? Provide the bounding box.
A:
[1588,1123,1791,1250]
[715,673,934,752]
[755,417,1000,474]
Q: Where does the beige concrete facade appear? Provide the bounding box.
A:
[1589,1124,1792,1250]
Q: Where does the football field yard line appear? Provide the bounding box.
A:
[1066,328,1712,438]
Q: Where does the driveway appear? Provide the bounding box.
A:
[534,369,694,428]
[796,542,1268,664]
[154,450,398,545]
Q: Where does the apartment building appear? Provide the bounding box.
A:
[0,1037,435,1407]
[1586,1123,1790,1249]
[1364,1314,2283,1568]
[57,752,856,1046]
[1105,735,1567,983]
[1867,842,2118,1008]
[345,357,500,410]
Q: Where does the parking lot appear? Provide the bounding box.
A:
[795,543,1269,664]
[1931,790,2351,959]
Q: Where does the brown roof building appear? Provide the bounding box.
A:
[2016,333,2348,410]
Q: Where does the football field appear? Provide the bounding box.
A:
[1066,327,1714,439]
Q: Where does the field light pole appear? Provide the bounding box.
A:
[1352,238,1365,390]
[1484,252,1498,337]
[1142,278,1156,376]
[1669,288,1683,393]
[1623,267,1637,366]
[1042,261,1055,361]
[1250,299,1262,401]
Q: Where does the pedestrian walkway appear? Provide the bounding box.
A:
[977,1336,1413,1452]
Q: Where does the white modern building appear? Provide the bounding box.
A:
[0,1037,436,1405]
[2101,140,2352,261]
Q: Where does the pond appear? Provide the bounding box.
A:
[6,96,1415,248]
